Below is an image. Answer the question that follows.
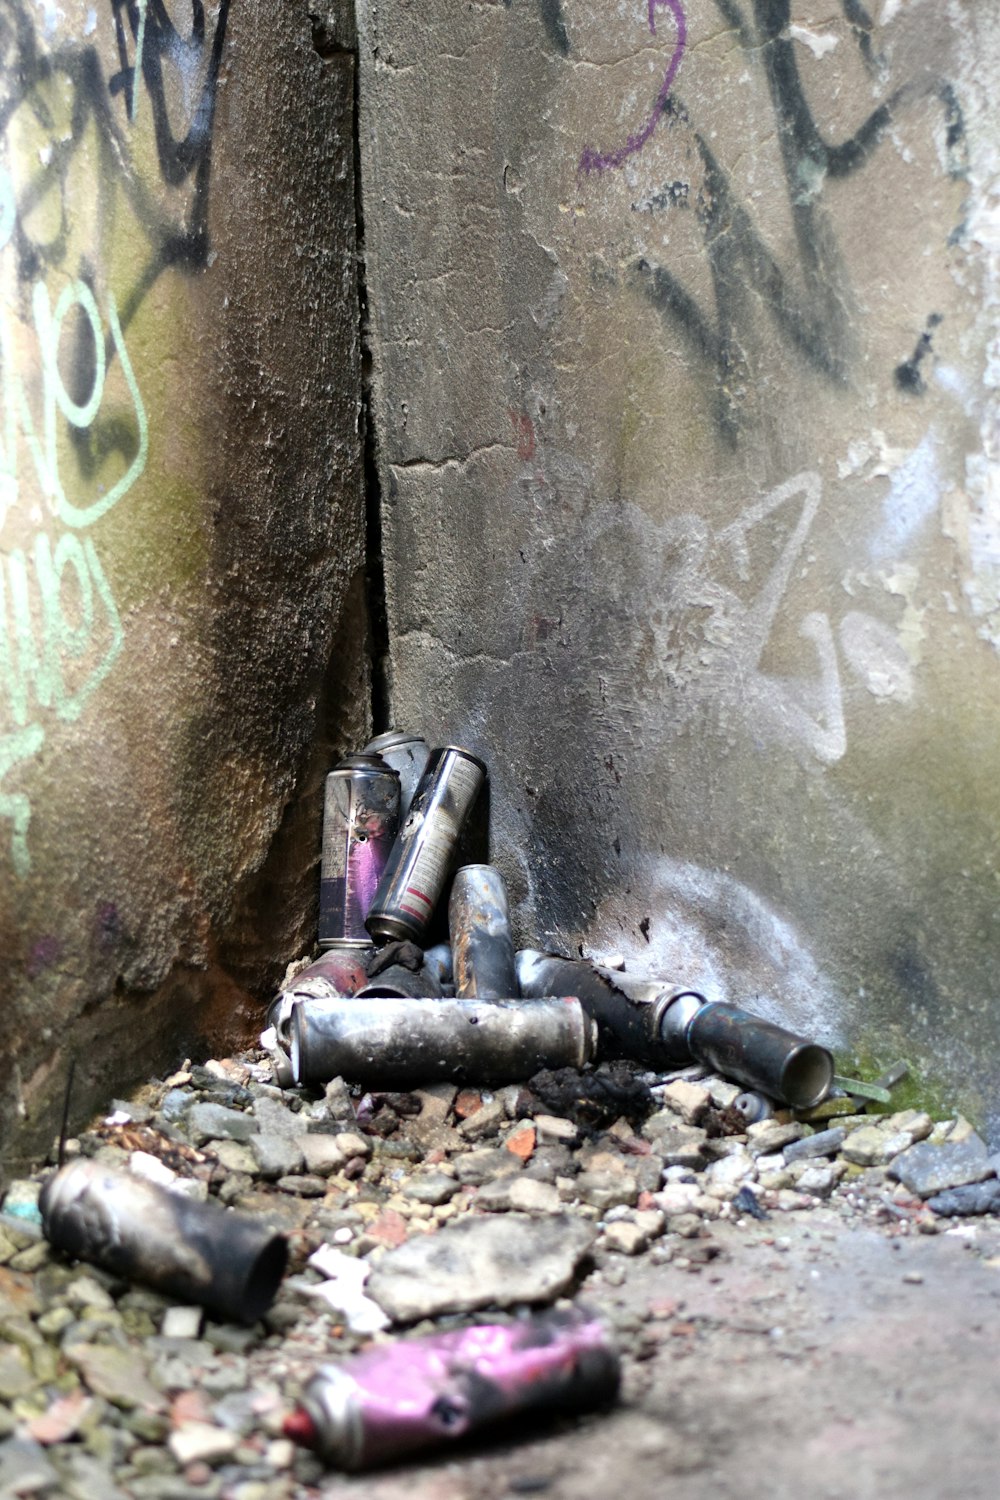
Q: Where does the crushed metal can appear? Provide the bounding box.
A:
[320,753,400,949]
[283,1306,619,1470]
[449,864,518,1000]
[363,730,432,821]
[263,948,373,1087]
[289,994,597,1089]
[40,1160,287,1324]
[366,746,487,944]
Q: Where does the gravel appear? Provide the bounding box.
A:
[0,1033,992,1494]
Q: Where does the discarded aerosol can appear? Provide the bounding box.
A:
[40,1160,287,1324]
[320,753,400,949]
[733,1091,776,1124]
[422,942,454,988]
[363,730,432,820]
[356,964,444,1000]
[283,1306,620,1470]
[661,997,834,1110]
[290,994,596,1089]
[450,865,518,1000]
[264,949,373,1086]
[515,951,703,1070]
[366,746,487,944]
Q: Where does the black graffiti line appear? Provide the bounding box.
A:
[1,0,229,333]
[630,0,966,439]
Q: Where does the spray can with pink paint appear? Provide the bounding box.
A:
[319,753,400,949]
[283,1306,619,1469]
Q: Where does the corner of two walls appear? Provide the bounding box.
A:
[0,0,368,1179]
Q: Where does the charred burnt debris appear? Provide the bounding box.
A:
[2,732,991,1480]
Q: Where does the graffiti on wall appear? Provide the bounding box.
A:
[574,0,967,441]
[0,0,229,873]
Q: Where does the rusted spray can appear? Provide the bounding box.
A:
[283,1307,620,1470]
[290,994,596,1089]
[264,949,373,1086]
[366,747,487,944]
[40,1160,287,1324]
[449,865,518,1000]
[363,731,431,820]
[320,753,400,949]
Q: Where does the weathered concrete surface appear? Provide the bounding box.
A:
[358,2,1000,1134]
[0,0,366,1176]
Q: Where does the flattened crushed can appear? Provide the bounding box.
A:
[363,731,431,820]
[283,1306,619,1470]
[320,753,400,949]
[366,746,487,944]
[40,1160,287,1324]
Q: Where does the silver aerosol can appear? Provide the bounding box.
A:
[366,746,486,944]
[320,753,400,948]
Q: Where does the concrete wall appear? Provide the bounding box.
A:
[358,1,1000,1133]
[0,0,367,1174]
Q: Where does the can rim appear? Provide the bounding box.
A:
[435,744,488,776]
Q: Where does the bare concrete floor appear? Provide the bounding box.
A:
[320,1212,1000,1500]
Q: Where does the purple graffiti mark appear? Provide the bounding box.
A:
[28,934,62,979]
[94,900,122,951]
[579,0,687,176]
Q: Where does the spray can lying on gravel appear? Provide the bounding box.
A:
[449,865,518,1000]
[40,1160,287,1324]
[320,753,400,949]
[362,731,431,821]
[516,953,833,1109]
[661,995,834,1110]
[283,1307,620,1470]
[289,994,596,1089]
[366,746,487,944]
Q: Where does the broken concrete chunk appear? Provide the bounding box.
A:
[784,1128,846,1163]
[746,1120,806,1157]
[366,1212,594,1322]
[659,1079,711,1125]
[533,1114,579,1146]
[296,1134,347,1176]
[458,1099,506,1141]
[454,1147,523,1185]
[186,1102,257,1147]
[249,1134,305,1181]
[925,1179,1000,1217]
[402,1172,458,1206]
[888,1137,995,1198]
[574,1171,638,1212]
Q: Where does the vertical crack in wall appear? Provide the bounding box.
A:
[310,3,391,736]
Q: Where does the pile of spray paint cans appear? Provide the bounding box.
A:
[261,729,835,1115]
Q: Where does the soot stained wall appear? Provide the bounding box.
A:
[0,0,366,1177]
[358,1,1000,1133]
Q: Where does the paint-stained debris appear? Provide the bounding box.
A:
[283,1306,619,1470]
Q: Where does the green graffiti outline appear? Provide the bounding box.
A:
[0,722,45,878]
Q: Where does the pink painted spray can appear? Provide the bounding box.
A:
[284,1306,619,1470]
[319,753,400,948]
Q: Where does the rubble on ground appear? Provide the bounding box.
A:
[0,1043,996,1495]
